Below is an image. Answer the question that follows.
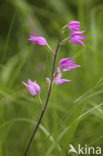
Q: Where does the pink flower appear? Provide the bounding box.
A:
[59,57,80,71]
[45,68,70,85]
[54,71,70,85]
[69,31,86,46]
[22,79,40,96]
[28,36,47,46]
[67,21,80,31]
[45,78,50,84]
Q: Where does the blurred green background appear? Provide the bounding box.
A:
[0,0,103,155]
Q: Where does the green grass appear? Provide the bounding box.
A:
[0,0,103,155]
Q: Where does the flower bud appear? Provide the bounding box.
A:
[67,21,80,31]
[28,36,47,46]
[22,79,40,96]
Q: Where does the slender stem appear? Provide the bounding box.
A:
[24,32,63,156]
[37,95,43,112]
[62,24,68,32]
[60,36,70,45]
[46,43,55,56]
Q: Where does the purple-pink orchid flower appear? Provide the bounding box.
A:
[54,70,70,85]
[28,36,47,46]
[46,68,70,85]
[67,21,86,46]
[67,21,80,31]
[59,57,80,71]
[69,31,86,46]
[22,79,40,96]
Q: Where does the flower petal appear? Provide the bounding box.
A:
[59,57,80,71]
[54,72,62,81]
[70,34,87,40]
[28,36,47,46]
[55,79,71,85]
[22,79,40,96]
[59,57,70,66]
[67,21,80,31]
[63,64,80,71]
[22,81,37,96]
[45,78,50,83]
[70,31,86,36]
[56,67,60,73]
[69,38,85,46]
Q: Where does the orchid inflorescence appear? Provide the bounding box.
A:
[23,20,86,155]
[23,21,86,95]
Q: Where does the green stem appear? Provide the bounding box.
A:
[60,36,70,45]
[46,43,55,56]
[62,24,68,32]
[37,95,43,111]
